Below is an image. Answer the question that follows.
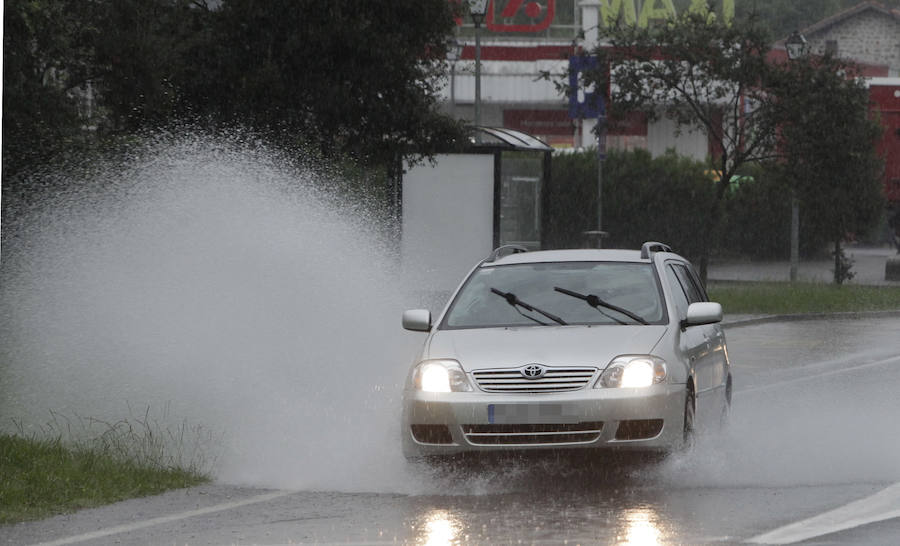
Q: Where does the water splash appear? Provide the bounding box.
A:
[0,133,423,491]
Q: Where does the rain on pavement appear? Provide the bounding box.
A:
[6,316,900,545]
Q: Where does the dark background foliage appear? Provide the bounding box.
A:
[546,150,716,262]
[548,149,880,262]
[2,0,465,181]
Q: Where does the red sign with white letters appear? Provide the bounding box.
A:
[487,0,556,33]
[453,0,557,33]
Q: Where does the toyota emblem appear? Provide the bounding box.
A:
[521,364,546,379]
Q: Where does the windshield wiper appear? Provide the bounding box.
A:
[553,286,649,325]
[490,288,567,326]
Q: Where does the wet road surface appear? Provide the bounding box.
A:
[5,317,900,545]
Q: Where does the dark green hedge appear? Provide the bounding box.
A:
[546,149,835,261]
[546,149,714,262]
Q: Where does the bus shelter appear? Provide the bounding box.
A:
[399,127,552,293]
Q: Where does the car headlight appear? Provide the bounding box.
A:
[413,360,473,393]
[597,356,667,388]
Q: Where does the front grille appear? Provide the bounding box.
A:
[472,367,597,393]
[462,422,604,446]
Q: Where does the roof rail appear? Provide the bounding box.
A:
[485,244,530,263]
[640,241,673,259]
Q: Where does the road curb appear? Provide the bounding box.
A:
[722,309,900,329]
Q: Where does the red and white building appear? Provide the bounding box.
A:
[441,0,900,202]
[441,0,731,155]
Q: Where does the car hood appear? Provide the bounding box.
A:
[424,325,667,371]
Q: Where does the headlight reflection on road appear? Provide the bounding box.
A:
[621,507,662,546]
[417,509,462,546]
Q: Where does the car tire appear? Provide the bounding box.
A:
[719,375,732,431]
[683,387,696,450]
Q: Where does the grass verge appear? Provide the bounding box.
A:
[1,409,215,524]
[0,433,208,524]
[708,281,900,315]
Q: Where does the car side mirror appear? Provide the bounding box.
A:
[681,302,723,329]
[402,309,432,332]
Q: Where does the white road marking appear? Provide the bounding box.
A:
[30,489,296,546]
[747,482,900,544]
[739,354,900,543]
[736,354,900,395]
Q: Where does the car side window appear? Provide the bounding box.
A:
[682,263,709,301]
[673,264,705,304]
[665,265,690,319]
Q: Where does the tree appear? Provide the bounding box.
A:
[581,11,780,283]
[769,53,884,284]
[170,0,465,169]
[90,0,202,132]
[2,0,103,178]
[3,0,464,179]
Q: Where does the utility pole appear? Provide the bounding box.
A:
[580,1,607,248]
[468,0,488,129]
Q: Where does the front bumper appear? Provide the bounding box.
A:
[401,383,686,457]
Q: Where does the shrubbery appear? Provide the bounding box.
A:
[547,149,840,261]
[546,149,715,263]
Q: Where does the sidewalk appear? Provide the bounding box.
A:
[708,245,900,286]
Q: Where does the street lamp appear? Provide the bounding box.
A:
[446,38,464,118]
[468,0,489,128]
[785,30,807,281]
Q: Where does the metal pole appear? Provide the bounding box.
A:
[450,62,456,118]
[790,196,799,281]
[474,21,482,127]
[597,135,604,247]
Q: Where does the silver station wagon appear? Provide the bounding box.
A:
[401,242,732,459]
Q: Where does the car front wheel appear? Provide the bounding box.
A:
[683,387,696,450]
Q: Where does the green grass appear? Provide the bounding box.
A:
[708,281,900,315]
[0,433,209,524]
[0,409,215,525]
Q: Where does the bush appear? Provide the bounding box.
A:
[721,163,835,260]
[547,149,715,263]
[547,150,837,261]
[720,163,790,259]
[544,150,600,249]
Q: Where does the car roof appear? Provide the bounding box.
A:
[484,248,656,266]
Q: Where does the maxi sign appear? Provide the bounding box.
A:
[458,0,735,33]
[599,0,734,28]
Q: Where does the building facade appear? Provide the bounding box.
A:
[442,0,727,155]
[442,1,899,202]
[790,1,900,77]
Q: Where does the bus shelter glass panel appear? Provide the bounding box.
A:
[499,151,543,250]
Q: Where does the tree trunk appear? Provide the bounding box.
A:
[699,174,731,287]
[834,238,842,285]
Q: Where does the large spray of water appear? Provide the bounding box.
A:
[0,134,424,491]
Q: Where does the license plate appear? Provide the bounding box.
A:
[488,403,579,424]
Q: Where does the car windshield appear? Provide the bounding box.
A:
[442,261,666,329]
